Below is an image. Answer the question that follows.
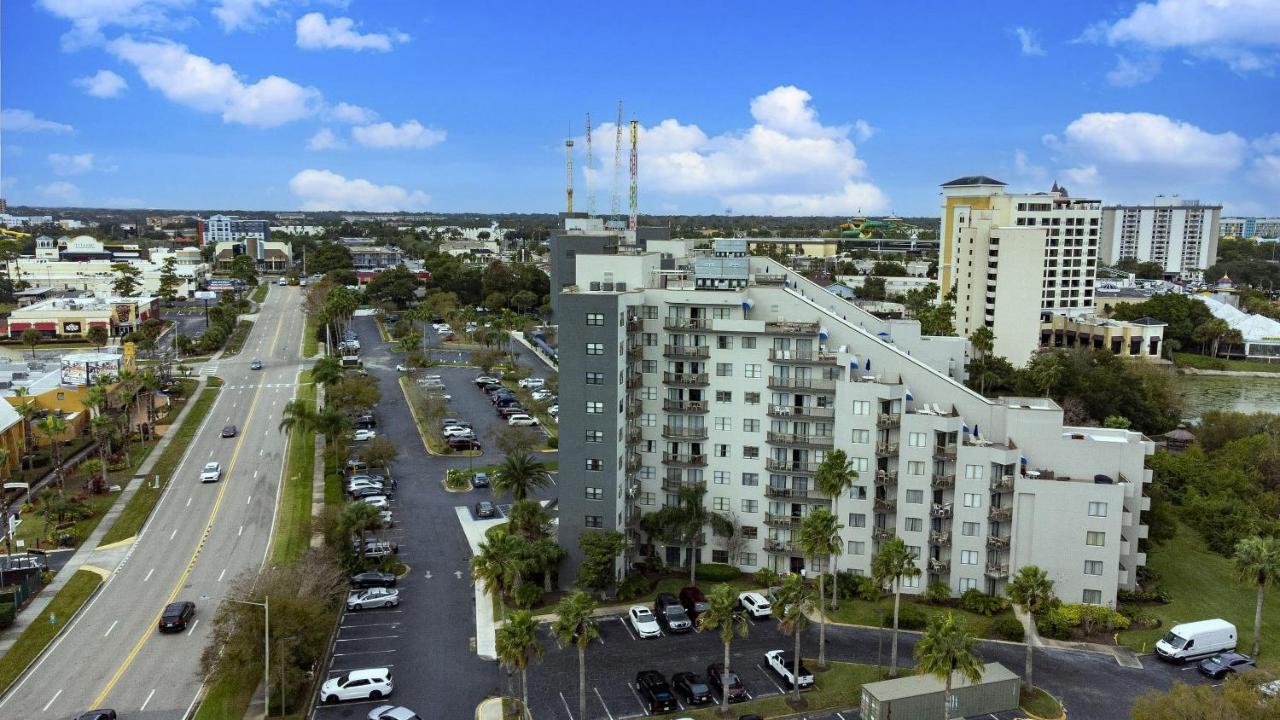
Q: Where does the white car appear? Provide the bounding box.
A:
[320,667,393,704]
[738,591,772,619]
[353,429,377,442]
[347,479,385,494]
[518,377,545,389]
[474,375,500,386]
[507,414,538,427]
[379,510,394,526]
[531,389,554,402]
[358,495,390,509]
[368,706,421,720]
[547,405,558,417]
[442,426,475,439]
[347,587,400,610]
[628,605,662,638]
[200,462,221,483]
[395,364,408,372]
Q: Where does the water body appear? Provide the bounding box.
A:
[1177,373,1280,419]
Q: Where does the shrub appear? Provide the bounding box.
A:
[0,603,14,629]
[1037,608,1073,640]
[1037,603,1130,639]
[754,567,781,589]
[1117,587,1171,604]
[960,588,1010,616]
[512,583,543,609]
[883,602,927,631]
[924,581,952,605]
[990,614,1025,642]
[835,570,880,602]
[695,563,741,582]
[547,435,558,449]
[616,575,650,602]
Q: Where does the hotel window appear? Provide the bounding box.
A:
[643,333,657,346]
[716,363,733,377]
[961,522,979,536]
[585,430,603,443]
[851,429,870,444]
[586,402,603,414]
[905,489,923,504]
[959,578,977,592]
[744,364,761,378]
[716,391,732,402]
[713,497,730,511]
[584,515,602,528]
[744,392,760,405]
[743,419,759,432]
[963,493,981,508]
[642,305,658,319]
[908,432,926,447]
[715,417,731,431]
[907,461,925,476]
[741,526,758,539]
[585,371,603,384]
[1083,589,1103,604]
[851,456,870,472]
[849,513,866,528]
[638,492,654,506]
[586,342,604,355]
[850,485,867,500]
[901,575,920,589]
[960,550,978,565]
[714,471,730,484]
[1084,560,1104,576]
[741,337,756,349]
[585,487,603,500]
[1086,531,1106,546]
[852,400,870,415]
[905,518,923,532]
[848,541,866,556]
[711,550,729,564]
[1088,502,1108,517]
[741,499,758,513]
[742,446,759,458]
[715,444,729,457]
[642,360,657,373]
[586,313,604,326]
[640,413,656,427]
[740,552,758,566]
[585,459,603,471]
[965,465,983,479]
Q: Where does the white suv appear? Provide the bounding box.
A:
[200,462,221,483]
[518,377,545,388]
[320,667,393,704]
[738,591,772,618]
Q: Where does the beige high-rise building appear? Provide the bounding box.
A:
[1101,196,1221,281]
[939,177,1102,364]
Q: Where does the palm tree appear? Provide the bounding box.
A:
[278,400,319,436]
[493,454,552,502]
[1233,536,1280,657]
[336,501,383,568]
[773,573,816,705]
[472,533,525,620]
[797,508,843,668]
[0,448,13,556]
[1006,565,1055,692]
[914,612,984,719]
[138,369,161,429]
[815,451,856,610]
[90,415,114,491]
[507,499,552,541]
[550,591,598,720]
[12,387,37,470]
[969,327,996,394]
[496,609,543,719]
[643,483,734,585]
[36,414,68,497]
[872,537,922,677]
[310,356,344,390]
[697,584,750,713]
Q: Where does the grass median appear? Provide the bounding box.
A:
[1174,352,1280,373]
[271,371,315,565]
[99,384,220,547]
[302,317,318,358]
[0,569,103,694]
[653,659,881,719]
[221,319,255,358]
[250,283,268,304]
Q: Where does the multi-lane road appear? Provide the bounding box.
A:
[0,285,307,720]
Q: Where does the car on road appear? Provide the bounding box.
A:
[672,671,713,705]
[765,650,813,689]
[357,495,390,509]
[654,593,692,633]
[635,670,677,714]
[75,711,117,720]
[507,414,538,427]
[278,278,287,286]
[474,501,496,518]
[706,663,748,703]
[347,587,400,611]
[320,667,393,704]
[200,462,222,483]
[250,358,263,370]
[353,429,377,442]
[738,591,772,619]
[367,705,422,720]
[518,377,545,388]
[349,571,397,589]
[1198,652,1256,678]
[221,424,237,438]
[471,472,490,488]
[628,605,661,638]
[158,600,195,632]
[447,437,481,451]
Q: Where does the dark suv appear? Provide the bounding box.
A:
[635,670,676,713]
[707,662,748,703]
[159,601,195,632]
[654,592,692,633]
[679,585,709,621]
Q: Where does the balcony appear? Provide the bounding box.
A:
[626,372,643,389]
[627,344,644,360]
[985,564,1010,580]
[990,475,1015,492]
[625,453,642,472]
[764,539,800,555]
[931,473,955,490]
[930,503,954,519]
[663,372,709,387]
[876,442,899,457]
[662,452,707,467]
[875,470,897,487]
[929,531,951,547]
[768,348,838,365]
[662,425,708,440]
[664,317,713,331]
[626,427,642,443]
[988,507,1013,523]
[928,558,951,575]
[764,486,811,500]
[662,478,705,493]
[663,344,710,359]
[767,376,837,392]
[987,535,1010,551]
[877,414,901,429]
[663,399,709,413]
[933,446,957,461]
[765,512,803,528]
[767,431,834,448]
[626,400,642,418]
[626,505,644,528]
[767,404,836,419]
[874,497,897,513]
[766,459,820,474]
[765,320,820,335]
[872,527,896,542]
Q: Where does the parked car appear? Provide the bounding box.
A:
[395,364,408,372]
[474,501,496,518]
[447,437,481,451]
[654,593,692,633]
[75,711,118,720]
[628,605,661,639]
[200,462,222,483]
[474,375,500,386]
[672,672,713,705]
[349,571,397,589]
[498,406,528,419]
[679,586,710,621]
[221,424,237,438]
[1198,652,1256,679]
[347,477,386,492]
[531,389,554,402]
[635,670,677,714]
[320,667,393,704]
[349,486,387,500]
[518,377,545,388]
[358,495,390,509]
[361,541,398,559]
[347,587,400,611]
[706,663,748,703]
[1157,619,1237,663]
[738,591,772,619]
[547,404,558,417]
[158,601,195,632]
[507,414,538,427]
[480,383,504,395]
[353,429,377,442]
[442,426,475,439]
[250,358,263,370]
[441,417,469,429]
[367,706,421,720]
[355,413,377,428]
[765,650,813,689]
[471,472,490,488]
[346,458,369,474]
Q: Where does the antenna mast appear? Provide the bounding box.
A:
[610,100,623,226]
[564,128,574,214]
[585,112,595,216]
[629,119,638,232]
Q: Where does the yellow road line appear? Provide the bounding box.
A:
[90,300,289,708]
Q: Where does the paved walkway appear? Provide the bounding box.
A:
[456,506,504,660]
[1014,605,1143,668]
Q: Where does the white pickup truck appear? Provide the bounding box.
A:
[765,649,814,689]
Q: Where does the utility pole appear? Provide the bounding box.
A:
[231,596,270,719]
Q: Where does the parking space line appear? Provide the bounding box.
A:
[593,687,615,720]
[626,682,650,716]
[336,635,399,642]
[618,616,636,641]
[140,688,156,712]
[187,619,200,636]
[325,664,396,676]
[756,663,786,694]
[558,691,576,720]
[332,649,396,657]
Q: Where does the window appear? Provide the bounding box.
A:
[907,545,921,559]
[905,518,923,532]
[642,333,657,346]
[586,342,604,355]
[638,492,654,506]
[848,541,866,556]
[908,432,926,447]
[640,387,657,400]
[716,391,733,402]
[585,487,603,500]
[740,552,758,566]
[744,364,761,378]
[639,413,656,427]
[1086,531,1106,546]
[743,446,759,459]
[744,392,760,405]
[642,359,657,373]
[714,471,730,484]
[741,526,758,539]
[964,465,984,480]
[734,473,757,488]
[850,456,870,472]
[716,362,733,377]
[1084,560,1103,576]
[715,417,732,431]
[741,499,758,513]
[584,515,602,528]
[852,400,870,415]
[743,419,760,432]
[642,440,655,453]
[961,522,979,537]
[586,430,603,443]
[963,493,982,508]
[742,337,756,349]
[849,513,867,528]
[715,444,729,457]
[907,461,925,476]
[1083,589,1103,604]
[905,489,923,504]
[712,497,730,512]
[585,459,602,471]
[1088,501,1108,517]
[959,578,977,592]
[640,466,655,479]
[850,485,867,500]
[586,313,604,326]
[901,575,920,589]
[851,429,870,444]
[585,371,603,385]
[706,549,728,565]
[586,401,603,414]
[960,550,978,565]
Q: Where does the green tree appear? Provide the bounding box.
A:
[641,483,734,585]
[773,573,816,705]
[230,254,258,286]
[914,612,984,719]
[496,610,543,720]
[20,327,41,361]
[36,414,69,497]
[335,501,384,568]
[550,592,598,720]
[1006,565,1055,692]
[871,261,909,276]
[156,255,180,304]
[872,537,922,677]
[86,324,110,351]
[697,584,750,713]
[310,356,345,389]
[797,508,842,667]
[1131,675,1280,720]
[1233,536,1280,657]
[364,265,422,308]
[815,450,856,609]
[1025,352,1064,397]
[493,453,552,502]
[857,276,887,301]
[472,533,525,620]
[111,262,142,297]
[576,529,624,593]
[12,387,37,470]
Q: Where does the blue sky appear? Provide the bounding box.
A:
[1,0,1277,216]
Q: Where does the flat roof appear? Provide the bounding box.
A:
[862,663,1016,700]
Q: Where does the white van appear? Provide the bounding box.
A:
[1155,619,1237,662]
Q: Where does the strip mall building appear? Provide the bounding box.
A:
[2,295,160,339]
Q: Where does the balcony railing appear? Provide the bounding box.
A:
[874,497,897,513]
[876,442,899,457]
[988,507,1013,523]
[768,348,837,364]
[664,317,713,331]
[929,531,951,547]
[985,564,1010,580]
[767,404,836,419]
[929,559,950,575]
[662,372,709,386]
[627,344,644,360]
[662,452,707,467]
[754,273,786,285]
[663,345,710,359]
[765,321,820,335]
[626,427,642,443]
[626,401,642,418]
[626,505,643,528]
[930,503,954,519]
[764,486,811,499]
[626,372,643,389]
[987,535,1010,551]
[990,475,1015,491]
[625,453,642,472]
[767,376,837,391]
[767,431,834,448]
[765,459,820,474]
[662,425,708,440]
[933,446,957,461]
[663,399,709,413]
[764,539,800,554]
[931,473,955,489]
[872,527,896,541]
[662,478,705,493]
[877,414,901,428]
[764,512,803,528]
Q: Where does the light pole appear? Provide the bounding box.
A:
[230,596,269,720]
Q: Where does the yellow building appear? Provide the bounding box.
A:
[0,401,23,478]
[746,237,841,258]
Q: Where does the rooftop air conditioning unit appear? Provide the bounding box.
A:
[602,282,615,291]
[615,282,626,291]
[589,282,601,291]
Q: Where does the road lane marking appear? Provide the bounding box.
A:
[140,688,156,712]
[260,448,264,456]
[187,619,200,636]
[185,497,192,507]
[41,689,62,712]
[104,620,118,637]
[143,568,154,582]
[217,568,226,582]
[253,470,258,479]
[247,495,252,505]
[559,691,576,720]
[238,525,244,536]
[170,528,179,540]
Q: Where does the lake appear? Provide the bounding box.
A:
[1176,373,1280,419]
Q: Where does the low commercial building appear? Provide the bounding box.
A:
[8,246,207,299]
[746,237,841,258]
[213,240,293,273]
[3,295,159,339]
[351,246,404,270]
[0,349,136,449]
[860,663,1019,720]
[1039,313,1166,359]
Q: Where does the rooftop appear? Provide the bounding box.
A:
[12,294,157,315]
[862,662,1017,700]
[941,175,1007,187]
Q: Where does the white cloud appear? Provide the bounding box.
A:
[37,0,191,50]
[1089,0,1280,74]
[1,109,74,133]
[1013,149,1048,183]
[49,153,98,175]
[1105,55,1162,86]
[1013,27,1045,56]
[1255,155,1280,187]
[351,120,446,149]
[1054,112,1246,175]
[307,128,343,150]
[1252,133,1280,154]
[852,120,875,142]
[587,85,888,215]
[289,169,429,211]
[73,69,128,98]
[36,181,83,205]
[108,37,322,128]
[296,13,405,52]
[1062,165,1100,187]
[327,102,379,124]
[212,0,277,32]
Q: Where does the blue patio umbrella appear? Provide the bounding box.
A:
[962,422,970,435]
[905,386,913,401]
[819,326,829,341]
[865,358,871,371]
[742,298,754,312]
[973,424,980,438]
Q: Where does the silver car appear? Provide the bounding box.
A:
[347,587,400,611]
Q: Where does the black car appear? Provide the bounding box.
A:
[635,670,677,714]
[349,486,385,499]
[471,472,490,488]
[654,592,692,633]
[159,601,195,632]
[671,672,712,705]
[350,571,397,589]
[75,712,117,720]
[707,663,748,703]
[475,501,496,518]
[1198,652,1256,678]
[221,424,237,438]
[448,437,481,451]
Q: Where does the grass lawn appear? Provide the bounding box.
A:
[271,371,315,565]
[0,569,103,694]
[652,659,882,719]
[825,596,1015,640]
[302,316,318,358]
[1118,522,1279,669]
[192,663,258,720]
[221,319,255,358]
[1174,352,1280,373]
[250,283,268,304]
[13,492,116,550]
[1021,686,1064,718]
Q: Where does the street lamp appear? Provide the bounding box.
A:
[229,595,270,720]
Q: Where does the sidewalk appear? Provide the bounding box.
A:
[1014,605,1143,668]
[456,506,503,660]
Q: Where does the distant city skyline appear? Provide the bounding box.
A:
[1,1,1277,216]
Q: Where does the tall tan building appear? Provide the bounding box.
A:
[940,177,1102,364]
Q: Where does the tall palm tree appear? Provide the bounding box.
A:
[773,573,816,705]
[914,612,984,719]
[1006,565,1055,691]
[697,584,750,713]
[12,387,37,471]
[643,483,734,585]
[1233,536,1280,657]
[0,448,12,555]
[797,507,843,667]
[472,533,525,620]
[310,356,344,390]
[90,415,114,490]
[36,414,68,497]
[496,609,543,720]
[506,499,552,541]
[278,400,319,436]
[138,369,161,429]
[872,537,922,677]
[550,591,598,720]
[493,454,552,502]
[815,450,857,610]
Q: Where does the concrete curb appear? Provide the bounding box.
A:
[1020,688,1068,720]
[0,571,106,700]
[476,696,504,720]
